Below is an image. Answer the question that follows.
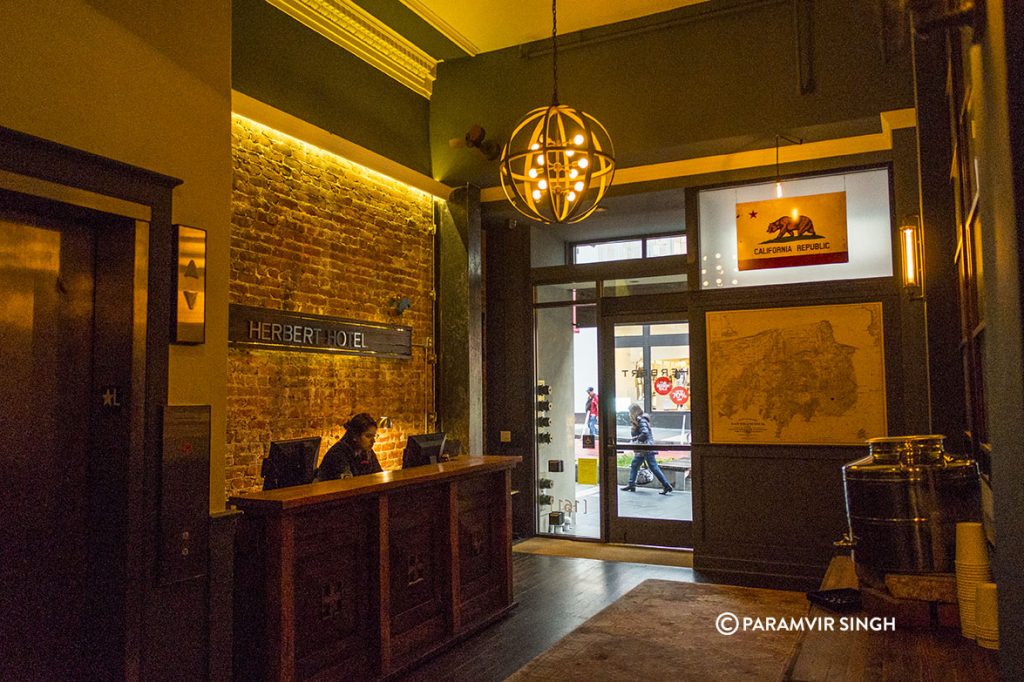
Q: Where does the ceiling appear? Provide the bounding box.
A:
[398,0,710,56]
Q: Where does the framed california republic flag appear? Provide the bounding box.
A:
[735,192,849,271]
[706,302,887,445]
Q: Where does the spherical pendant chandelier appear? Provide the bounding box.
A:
[499,0,615,224]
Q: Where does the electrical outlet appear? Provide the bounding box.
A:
[500,430,512,443]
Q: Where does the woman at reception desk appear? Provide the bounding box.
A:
[230,436,521,681]
[314,412,383,481]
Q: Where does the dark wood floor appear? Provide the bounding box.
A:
[395,553,696,682]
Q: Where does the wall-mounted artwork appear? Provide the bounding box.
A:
[706,302,887,445]
[735,191,849,271]
[174,225,206,344]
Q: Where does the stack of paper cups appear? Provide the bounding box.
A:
[955,522,991,639]
[975,582,999,649]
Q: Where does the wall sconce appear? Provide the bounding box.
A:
[900,215,923,296]
[391,297,412,316]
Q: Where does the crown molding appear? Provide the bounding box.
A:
[398,0,479,56]
[266,0,439,98]
[480,108,918,202]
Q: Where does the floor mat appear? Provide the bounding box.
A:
[513,537,693,568]
[507,579,806,681]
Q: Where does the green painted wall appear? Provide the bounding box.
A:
[430,0,915,187]
[233,0,432,176]
[1,1,234,676]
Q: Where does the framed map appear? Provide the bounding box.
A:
[707,302,887,444]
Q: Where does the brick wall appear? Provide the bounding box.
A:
[227,116,435,498]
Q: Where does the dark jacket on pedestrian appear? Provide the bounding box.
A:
[632,413,654,445]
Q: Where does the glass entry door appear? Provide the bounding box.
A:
[601,318,693,547]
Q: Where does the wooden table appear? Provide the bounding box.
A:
[230,455,521,681]
[784,556,999,680]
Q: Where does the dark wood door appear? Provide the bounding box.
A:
[0,211,95,680]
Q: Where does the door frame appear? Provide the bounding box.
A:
[0,126,180,678]
[599,302,693,548]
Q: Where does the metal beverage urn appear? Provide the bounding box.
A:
[842,435,981,573]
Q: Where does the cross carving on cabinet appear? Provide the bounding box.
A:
[467,526,485,557]
[407,551,427,586]
[320,581,342,620]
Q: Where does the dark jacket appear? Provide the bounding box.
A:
[631,413,654,445]
[315,437,382,481]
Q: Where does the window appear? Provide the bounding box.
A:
[572,233,686,264]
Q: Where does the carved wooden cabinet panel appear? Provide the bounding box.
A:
[230,456,519,682]
[293,501,377,680]
[387,486,450,667]
[457,472,508,628]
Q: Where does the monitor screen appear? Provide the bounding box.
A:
[402,432,447,469]
[262,437,321,490]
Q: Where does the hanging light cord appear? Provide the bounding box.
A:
[775,134,805,181]
[551,0,559,105]
[775,134,780,182]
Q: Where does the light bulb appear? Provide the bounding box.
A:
[538,179,548,190]
[566,150,575,158]
[528,168,538,179]
[536,155,545,165]
[530,143,540,150]
[569,169,578,179]
[578,158,589,169]
[573,134,584,145]
[776,181,783,198]
[568,191,577,201]
[902,226,918,286]
[532,189,542,200]
[574,181,584,192]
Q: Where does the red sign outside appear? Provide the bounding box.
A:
[669,386,690,406]
[654,376,673,395]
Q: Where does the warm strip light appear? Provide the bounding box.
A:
[776,181,783,198]
[901,225,918,287]
[232,113,436,201]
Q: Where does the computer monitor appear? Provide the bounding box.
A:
[402,432,447,469]
[261,436,321,490]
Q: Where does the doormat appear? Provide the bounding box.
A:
[506,579,806,681]
[513,537,693,568]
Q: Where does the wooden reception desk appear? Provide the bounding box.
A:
[230,455,521,681]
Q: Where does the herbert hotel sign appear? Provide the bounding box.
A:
[228,304,412,359]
